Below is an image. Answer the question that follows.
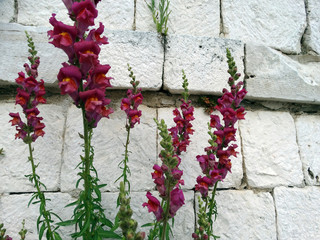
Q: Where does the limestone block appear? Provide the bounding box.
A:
[222,0,306,53]
[18,0,134,30]
[303,0,320,54]
[0,101,65,193]
[164,35,244,94]
[101,30,163,90]
[246,43,320,104]
[207,190,277,240]
[274,186,320,240]
[0,23,67,85]
[239,111,303,189]
[295,114,320,185]
[17,0,73,26]
[0,193,74,239]
[136,0,220,37]
[158,107,243,190]
[0,0,15,23]
[97,0,134,30]
[60,103,157,192]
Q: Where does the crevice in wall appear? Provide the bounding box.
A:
[271,189,279,240]
[132,0,137,31]
[238,121,248,190]
[300,0,314,55]
[159,35,167,92]
[193,190,197,234]
[9,190,61,195]
[57,98,71,193]
[12,0,18,23]
[219,0,225,37]
[291,112,307,187]
[242,44,248,91]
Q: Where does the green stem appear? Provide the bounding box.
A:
[207,181,218,240]
[27,137,54,240]
[81,106,92,240]
[123,125,131,192]
[160,182,171,240]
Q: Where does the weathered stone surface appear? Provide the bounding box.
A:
[0,23,67,85]
[222,0,306,53]
[136,0,220,37]
[18,0,73,26]
[0,0,15,23]
[295,114,320,185]
[164,35,244,94]
[209,190,277,240]
[101,30,163,90]
[274,186,320,240]
[0,101,66,193]
[97,0,134,30]
[246,43,320,104]
[0,193,74,239]
[18,0,134,30]
[60,103,157,192]
[303,0,320,54]
[239,111,303,189]
[158,107,243,190]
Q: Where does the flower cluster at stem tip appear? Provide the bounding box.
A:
[48,0,112,128]
[192,49,247,239]
[9,32,46,143]
[121,65,143,129]
[143,71,195,223]
[195,49,247,198]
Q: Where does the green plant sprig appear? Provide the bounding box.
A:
[58,118,120,240]
[146,0,171,36]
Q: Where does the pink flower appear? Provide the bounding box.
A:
[79,88,113,127]
[87,22,108,45]
[48,14,77,63]
[195,176,212,198]
[72,0,98,35]
[57,64,82,103]
[142,192,163,221]
[169,188,185,217]
[86,63,112,89]
[74,40,100,74]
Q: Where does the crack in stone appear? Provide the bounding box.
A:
[12,0,18,23]
[301,0,311,54]
[133,0,137,31]
[219,0,225,37]
[238,122,248,189]
[271,189,279,240]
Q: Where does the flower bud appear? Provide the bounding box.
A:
[192,233,199,239]
[135,231,146,240]
[161,164,169,172]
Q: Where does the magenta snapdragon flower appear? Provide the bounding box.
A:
[9,54,46,143]
[143,72,194,228]
[120,72,143,128]
[48,0,113,128]
[195,61,247,199]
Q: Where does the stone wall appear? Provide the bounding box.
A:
[0,0,319,239]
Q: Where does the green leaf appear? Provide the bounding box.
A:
[39,223,45,240]
[54,232,62,240]
[56,220,76,227]
[100,218,113,229]
[97,230,122,239]
[141,222,154,228]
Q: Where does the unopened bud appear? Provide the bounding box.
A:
[161,164,168,172]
